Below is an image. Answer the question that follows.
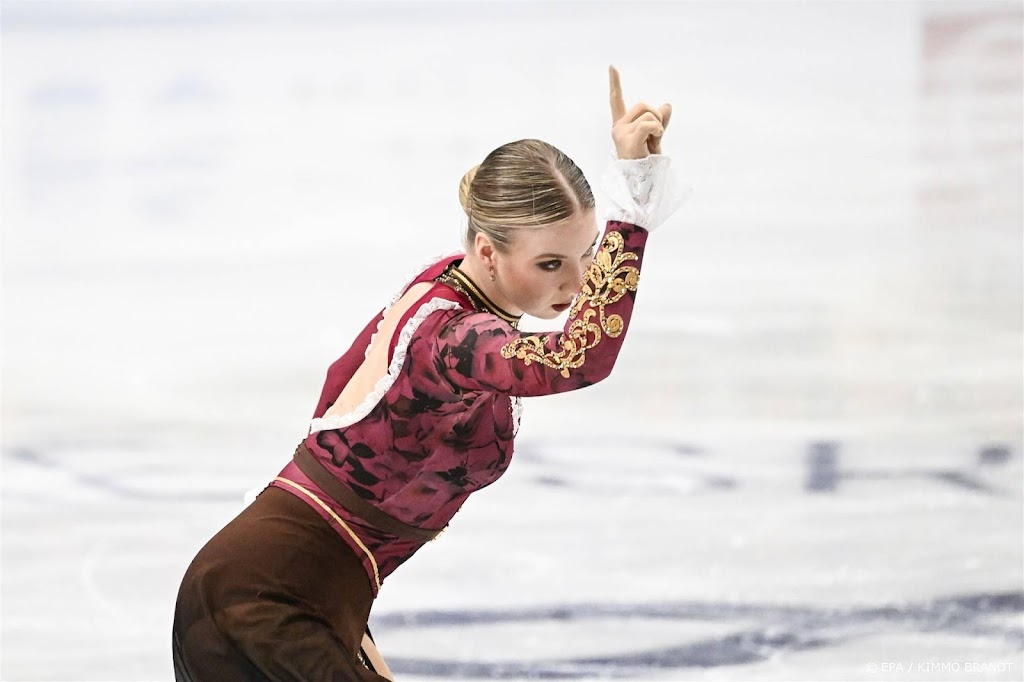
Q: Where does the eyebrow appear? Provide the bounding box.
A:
[534,232,601,260]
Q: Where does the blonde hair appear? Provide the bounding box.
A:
[458,139,594,252]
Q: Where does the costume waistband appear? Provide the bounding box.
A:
[293,442,445,543]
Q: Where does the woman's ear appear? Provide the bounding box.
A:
[474,232,496,269]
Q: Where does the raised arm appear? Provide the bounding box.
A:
[431,66,689,398]
[432,218,648,397]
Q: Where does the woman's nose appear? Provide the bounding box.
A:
[563,261,585,290]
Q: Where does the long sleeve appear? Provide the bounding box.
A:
[430,154,687,398]
[432,220,648,398]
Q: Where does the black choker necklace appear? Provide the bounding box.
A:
[436,262,521,328]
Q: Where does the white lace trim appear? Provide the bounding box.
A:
[310,297,462,435]
[365,251,462,359]
[600,154,691,232]
[512,395,523,437]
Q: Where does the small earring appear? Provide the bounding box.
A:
[489,267,496,282]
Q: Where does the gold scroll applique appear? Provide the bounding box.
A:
[499,231,640,378]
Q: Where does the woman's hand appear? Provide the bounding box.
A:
[609,65,672,160]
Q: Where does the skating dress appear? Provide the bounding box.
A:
[172,154,686,682]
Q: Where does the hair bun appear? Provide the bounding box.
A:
[458,165,480,214]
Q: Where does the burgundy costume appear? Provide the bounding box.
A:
[173,219,652,680]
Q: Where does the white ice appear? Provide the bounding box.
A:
[2,1,1022,681]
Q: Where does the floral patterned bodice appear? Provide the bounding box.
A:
[265,153,688,594]
[268,221,649,593]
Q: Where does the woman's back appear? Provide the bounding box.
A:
[324,281,437,421]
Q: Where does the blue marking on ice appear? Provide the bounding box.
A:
[375,591,1024,678]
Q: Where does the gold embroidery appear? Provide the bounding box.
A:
[499,231,639,378]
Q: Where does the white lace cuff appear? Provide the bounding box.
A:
[600,154,691,232]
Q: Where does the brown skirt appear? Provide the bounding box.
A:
[172,485,391,682]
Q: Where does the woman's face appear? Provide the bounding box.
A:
[491,210,600,320]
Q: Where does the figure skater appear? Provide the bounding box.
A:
[172,65,687,681]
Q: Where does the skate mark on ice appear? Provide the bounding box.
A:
[533,475,569,487]
[517,436,735,496]
[515,436,706,464]
[374,590,1024,678]
[4,446,241,502]
[804,440,1017,495]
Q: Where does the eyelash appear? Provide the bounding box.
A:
[538,248,596,273]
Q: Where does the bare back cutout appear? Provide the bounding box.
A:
[322,281,436,420]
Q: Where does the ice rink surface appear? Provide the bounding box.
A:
[2,1,1022,680]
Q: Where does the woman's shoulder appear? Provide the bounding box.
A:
[383,278,471,364]
[389,251,464,302]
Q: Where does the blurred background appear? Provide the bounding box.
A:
[2,1,1021,680]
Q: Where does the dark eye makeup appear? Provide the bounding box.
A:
[536,235,600,273]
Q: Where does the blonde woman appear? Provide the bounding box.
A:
[172,66,686,681]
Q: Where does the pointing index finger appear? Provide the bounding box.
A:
[609,65,626,124]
